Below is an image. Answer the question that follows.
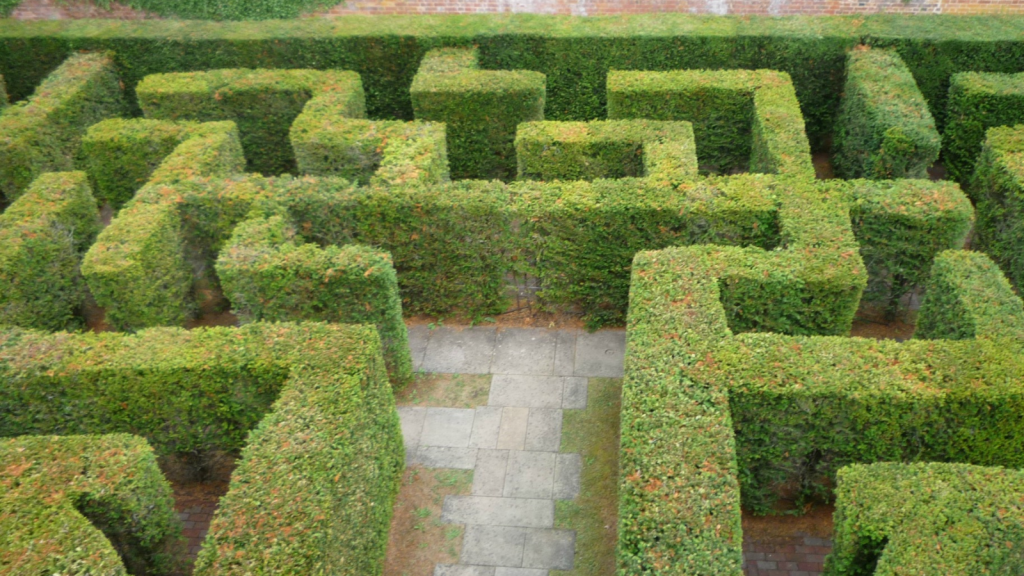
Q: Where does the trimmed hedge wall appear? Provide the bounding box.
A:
[0,171,99,332]
[292,117,449,185]
[411,47,545,180]
[969,124,1024,293]
[826,462,1024,576]
[944,71,1024,183]
[0,322,402,575]
[620,244,1024,573]
[607,69,814,178]
[833,47,941,180]
[216,211,413,386]
[839,178,974,316]
[136,68,366,175]
[0,51,124,202]
[515,119,698,182]
[81,121,245,330]
[0,433,181,576]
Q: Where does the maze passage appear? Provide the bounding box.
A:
[0,13,1023,576]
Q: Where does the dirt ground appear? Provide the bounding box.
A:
[384,466,473,576]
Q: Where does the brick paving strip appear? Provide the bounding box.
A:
[402,326,624,576]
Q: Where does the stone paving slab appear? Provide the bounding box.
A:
[398,406,426,447]
[496,407,529,451]
[420,327,497,374]
[408,446,478,470]
[503,451,555,499]
[470,406,503,449]
[461,525,528,566]
[574,330,626,377]
[561,377,588,409]
[442,496,554,528]
[523,529,575,570]
[553,453,582,500]
[489,375,565,408]
[492,329,557,375]
[435,565,496,576]
[409,324,430,371]
[524,409,562,452]
[473,449,509,497]
[495,568,548,576]
[421,407,476,447]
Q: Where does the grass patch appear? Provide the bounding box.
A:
[385,467,473,576]
[395,373,492,408]
[553,377,622,576]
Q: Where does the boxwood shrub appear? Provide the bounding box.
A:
[839,178,974,316]
[969,124,1024,293]
[136,68,365,175]
[411,47,545,181]
[826,462,1024,576]
[217,211,413,386]
[81,121,246,330]
[833,47,941,179]
[943,71,1024,183]
[0,51,124,202]
[515,119,698,183]
[0,321,402,576]
[0,433,181,576]
[0,171,100,331]
[607,69,814,178]
[620,246,1024,573]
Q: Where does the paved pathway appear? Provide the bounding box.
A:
[400,326,625,576]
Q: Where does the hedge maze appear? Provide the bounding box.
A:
[1,13,1024,576]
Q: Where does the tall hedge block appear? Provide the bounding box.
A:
[0,322,403,576]
[825,463,1024,576]
[839,178,974,315]
[607,69,814,179]
[833,47,941,180]
[136,68,365,175]
[0,434,181,576]
[0,171,99,331]
[216,212,413,386]
[0,52,124,202]
[970,124,1024,293]
[944,71,1024,183]
[515,119,698,183]
[81,121,245,330]
[411,47,545,181]
[291,117,449,185]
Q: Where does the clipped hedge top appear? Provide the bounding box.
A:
[0,433,178,576]
[411,46,546,93]
[844,47,940,146]
[831,462,1024,575]
[980,123,1024,176]
[952,70,1024,96]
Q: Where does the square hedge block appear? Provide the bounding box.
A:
[944,71,1024,183]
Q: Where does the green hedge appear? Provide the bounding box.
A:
[515,119,698,182]
[81,121,245,330]
[833,47,941,179]
[620,243,1024,573]
[826,462,1024,576]
[839,178,974,316]
[81,0,339,20]
[969,124,1024,293]
[292,117,448,185]
[943,71,1024,183]
[216,211,413,386]
[0,433,181,576]
[136,68,365,175]
[411,47,545,181]
[0,171,99,331]
[607,69,814,178]
[0,322,403,575]
[0,51,123,202]
[916,249,1024,341]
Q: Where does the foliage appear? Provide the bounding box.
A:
[607,69,814,178]
[515,119,698,182]
[137,68,365,175]
[943,71,1024,183]
[411,47,545,180]
[969,124,1024,294]
[826,462,1024,576]
[0,51,124,202]
[217,211,413,386]
[0,171,99,331]
[833,47,941,179]
[0,434,181,576]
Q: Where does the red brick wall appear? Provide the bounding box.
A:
[10,0,1024,19]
